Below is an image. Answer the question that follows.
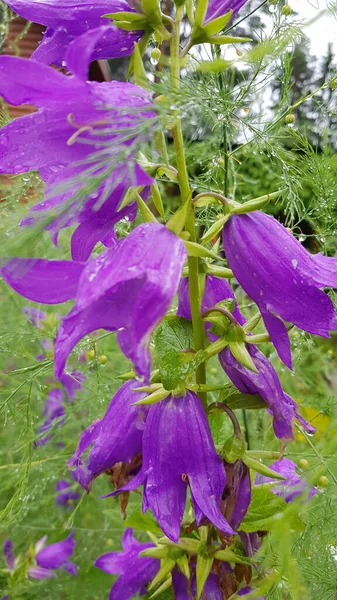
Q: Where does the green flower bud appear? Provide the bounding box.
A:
[282,4,292,15]
[223,434,246,463]
[151,47,161,61]
[98,354,108,365]
[318,475,329,488]
[298,458,309,470]
[285,113,295,124]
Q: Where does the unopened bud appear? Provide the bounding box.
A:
[98,354,108,365]
[282,4,292,15]
[151,47,161,61]
[298,458,309,470]
[285,113,295,124]
[236,48,243,56]
[87,350,95,360]
[223,434,246,463]
[318,475,329,488]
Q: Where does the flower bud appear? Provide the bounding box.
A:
[285,113,295,124]
[151,47,161,61]
[98,354,108,365]
[223,434,246,463]
[282,4,292,15]
[87,350,95,360]
[298,458,309,470]
[318,475,329,488]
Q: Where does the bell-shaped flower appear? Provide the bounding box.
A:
[68,381,149,491]
[2,223,186,382]
[256,457,317,503]
[223,211,337,368]
[35,388,66,447]
[0,28,155,258]
[108,391,234,543]
[3,539,15,572]
[178,274,314,440]
[22,306,46,328]
[95,528,159,600]
[2,0,142,66]
[55,480,81,510]
[28,530,77,579]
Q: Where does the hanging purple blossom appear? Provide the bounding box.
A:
[178,275,314,440]
[256,458,317,502]
[222,460,251,530]
[172,567,224,599]
[107,391,234,543]
[223,211,337,368]
[2,1,142,66]
[68,381,149,491]
[22,306,46,328]
[0,28,155,259]
[35,388,65,447]
[28,530,77,579]
[94,528,159,600]
[2,223,187,382]
[55,480,81,509]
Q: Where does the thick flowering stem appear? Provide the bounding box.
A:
[170,10,207,405]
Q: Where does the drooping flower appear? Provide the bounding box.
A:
[3,539,15,572]
[55,480,81,510]
[0,28,155,259]
[223,211,337,368]
[28,530,77,578]
[108,391,234,543]
[35,388,66,447]
[2,0,142,66]
[256,457,317,503]
[222,460,251,530]
[68,381,149,491]
[94,528,159,600]
[2,223,187,382]
[178,275,314,440]
[205,0,249,24]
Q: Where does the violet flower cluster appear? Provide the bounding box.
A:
[0,0,332,598]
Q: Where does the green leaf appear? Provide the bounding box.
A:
[202,10,232,36]
[239,485,288,532]
[225,392,267,410]
[133,43,150,90]
[124,511,162,535]
[210,35,251,44]
[167,197,191,235]
[243,454,286,481]
[151,183,165,219]
[154,316,194,390]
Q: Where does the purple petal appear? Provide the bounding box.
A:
[2,258,84,304]
[3,539,15,572]
[70,221,118,262]
[65,26,112,81]
[219,345,295,440]
[223,461,251,530]
[0,55,79,107]
[238,587,264,599]
[28,566,56,579]
[59,370,85,402]
[36,530,76,570]
[205,0,249,23]
[257,457,317,502]
[261,310,292,369]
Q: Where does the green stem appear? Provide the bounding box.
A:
[170,13,207,406]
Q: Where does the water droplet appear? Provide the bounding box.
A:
[291,259,298,269]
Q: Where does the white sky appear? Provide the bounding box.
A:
[288,0,337,56]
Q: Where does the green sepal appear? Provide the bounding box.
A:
[243,454,286,480]
[127,31,152,80]
[242,311,262,334]
[229,189,285,214]
[184,240,224,261]
[140,546,169,559]
[201,214,230,244]
[149,576,172,598]
[148,558,176,590]
[113,19,148,30]
[151,183,165,219]
[176,555,190,579]
[103,11,147,21]
[223,433,246,463]
[214,549,252,564]
[228,341,258,373]
[167,196,191,235]
[160,537,200,553]
[140,0,171,40]
[193,194,221,208]
[194,0,209,27]
[136,192,158,222]
[210,34,251,44]
[191,10,233,44]
[118,186,139,210]
[156,164,178,180]
[117,369,136,380]
[130,388,169,405]
[133,42,150,89]
[196,553,214,600]
[204,263,233,279]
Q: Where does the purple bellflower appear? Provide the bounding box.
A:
[172,567,223,599]
[55,480,81,509]
[222,460,251,530]
[68,380,149,491]
[178,275,314,440]
[107,391,235,543]
[94,528,159,600]
[256,457,317,503]
[223,211,337,369]
[0,27,155,259]
[205,0,249,24]
[22,306,46,328]
[28,530,77,579]
[2,223,187,382]
[2,1,142,66]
